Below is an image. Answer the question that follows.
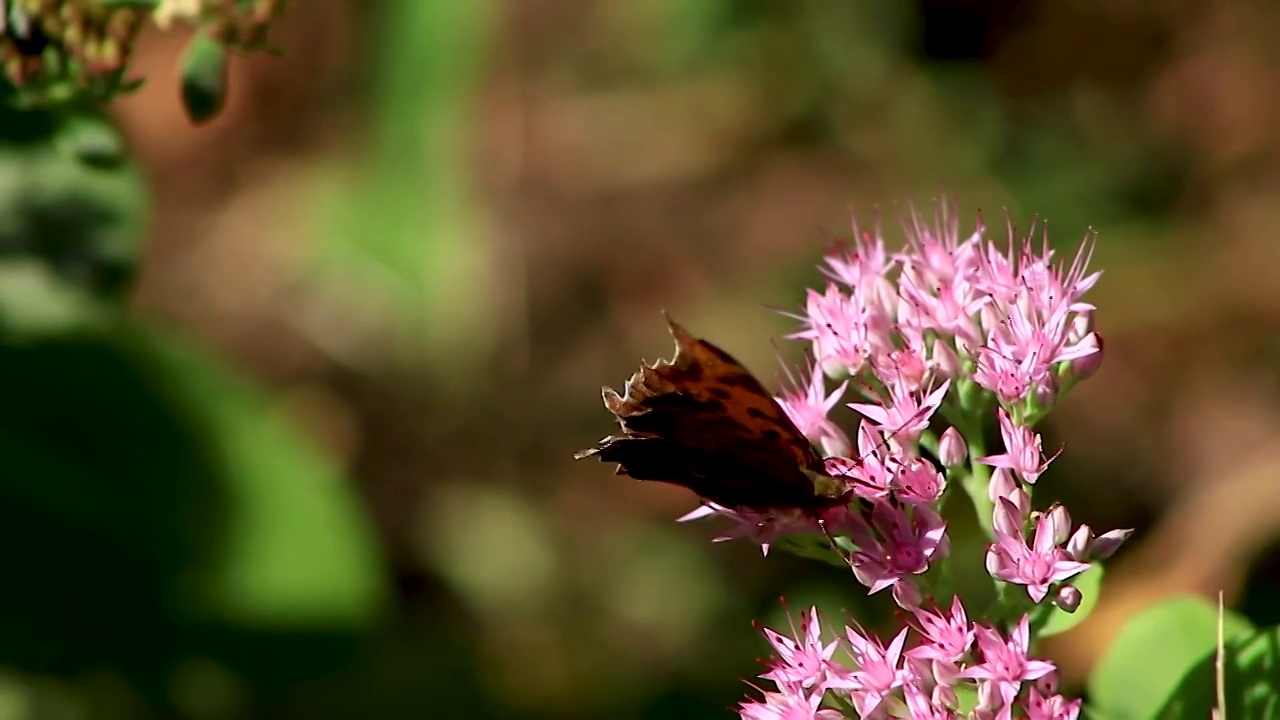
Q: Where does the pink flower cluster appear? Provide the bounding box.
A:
[739,604,1081,720]
[674,202,1140,719]
[684,201,1128,607]
[977,410,1131,604]
[791,203,1101,408]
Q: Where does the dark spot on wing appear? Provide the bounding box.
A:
[681,362,704,381]
[709,387,732,401]
[746,407,769,420]
[718,373,769,393]
[703,398,727,413]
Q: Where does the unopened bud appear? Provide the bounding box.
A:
[1035,671,1061,696]
[1033,375,1058,409]
[892,580,922,610]
[933,684,959,710]
[977,676,1001,710]
[1054,585,1082,613]
[1071,333,1104,380]
[932,658,961,688]
[938,426,966,467]
[1044,505,1072,546]
[1066,524,1093,562]
[988,467,1018,503]
[933,339,960,378]
[1091,527,1133,561]
[993,497,1025,538]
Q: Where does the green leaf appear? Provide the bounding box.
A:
[1089,595,1254,720]
[0,108,147,339]
[1223,625,1280,719]
[180,33,229,124]
[54,112,127,168]
[0,326,385,685]
[144,329,388,627]
[1037,563,1103,638]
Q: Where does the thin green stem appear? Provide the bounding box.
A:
[960,428,993,539]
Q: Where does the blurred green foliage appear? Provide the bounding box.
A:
[0,0,1275,718]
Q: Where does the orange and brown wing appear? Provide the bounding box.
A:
[575,316,839,511]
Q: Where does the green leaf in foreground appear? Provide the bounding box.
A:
[1223,624,1280,720]
[1089,595,1254,720]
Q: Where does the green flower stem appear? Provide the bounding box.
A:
[963,452,993,538]
[947,412,993,539]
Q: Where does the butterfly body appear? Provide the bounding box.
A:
[575,316,850,512]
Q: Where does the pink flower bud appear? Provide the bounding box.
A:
[933,684,959,710]
[1033,374,1058,408]
[993,497,1024,539]
[977,675,1002,710]
[933,339,960,378]
[1091,527,1133,560]
[988,467,1018,502]
[985,546,1003,578]
[1035,671,1061,696]
[1070,333,1104,380]
[1067,524,1093,561]
[1070,310,1095,342]
[1010,487,1031,517]
[1054,585,1082,613]
[933,658,962,688]
[892,580,923,609]
[1044,505,1073,546]
[938,426,966,467]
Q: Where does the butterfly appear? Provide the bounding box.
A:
[574,314,852,512]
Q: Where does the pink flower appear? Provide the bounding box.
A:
[978,409,1058,484]
[830,625,909,718]
[1064,523,1133,563]
[823,222,897,307]
[986,500,1091,602]
[737,689,843,720]
[791,284,880,378]
[776,360,852,458]
[962,616,1056,707]
[677,504,829,556]
[903,681,961,720]
[1025,686,1083,720]
[968,229,1102,405]
[758,607,841,692]
[869,345,931,393]
[895,206,988,349]
[972,346,1036,403]
[848,377,950,446]
[847,503,948,598]
[829,421,895,500]
[893,456,946,506]
[908,596,973,666]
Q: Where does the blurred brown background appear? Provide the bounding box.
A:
[77,0,1280,716]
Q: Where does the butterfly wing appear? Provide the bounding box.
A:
[575,316,842,511]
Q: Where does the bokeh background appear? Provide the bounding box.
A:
[5,0,1280,717]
